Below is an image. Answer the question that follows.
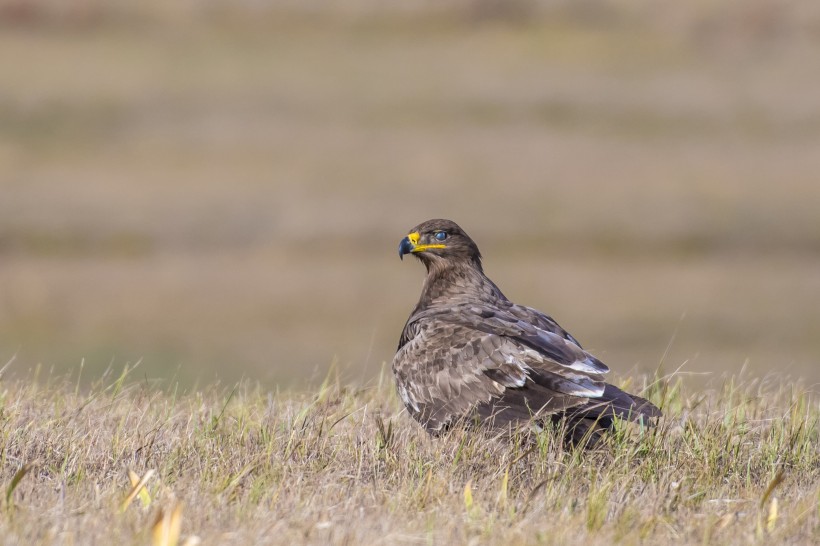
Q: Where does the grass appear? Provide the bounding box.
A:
[1,3,820,386]
[1,365,818,545]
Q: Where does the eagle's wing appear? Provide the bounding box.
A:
[459,303,611,374]
[393,303,659,434]
[493,304,662,423]
[392,308,607,433]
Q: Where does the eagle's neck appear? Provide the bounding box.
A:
[416,260,506,310]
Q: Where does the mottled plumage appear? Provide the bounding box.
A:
[393,219,661,444]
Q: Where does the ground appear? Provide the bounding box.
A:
[1,367,817,545]
[1,1,820,387]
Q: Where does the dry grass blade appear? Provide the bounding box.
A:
[497,468,509,510]
[463,480,474,512]
[756,469,785,537]
[120,469,155,513]
[520,476,556,516]
[759,470,785,509]
[127,469,153,509]
[766,497,779,533]
[4,463,34,509]
[152,503,183,546]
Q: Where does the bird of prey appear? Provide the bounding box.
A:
[393,219,661,444]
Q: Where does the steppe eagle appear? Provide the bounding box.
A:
[393,219,661,444]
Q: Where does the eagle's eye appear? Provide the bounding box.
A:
[434,231,447,241]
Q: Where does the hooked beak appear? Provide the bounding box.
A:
[398,232,419,259]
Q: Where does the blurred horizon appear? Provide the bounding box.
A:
[1,1,819,389]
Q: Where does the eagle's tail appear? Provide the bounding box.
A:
[554,383,662,446]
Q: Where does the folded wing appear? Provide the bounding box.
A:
[393,303,658,435]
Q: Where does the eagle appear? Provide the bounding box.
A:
[392,219,661,444]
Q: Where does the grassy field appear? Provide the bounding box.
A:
[0,368,817,545]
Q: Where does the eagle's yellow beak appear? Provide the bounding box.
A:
[399,231,445,259]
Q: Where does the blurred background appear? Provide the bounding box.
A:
[1,1,819,388]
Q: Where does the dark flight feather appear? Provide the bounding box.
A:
[392,219,661,443]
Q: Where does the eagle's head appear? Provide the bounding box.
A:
[398,219,482,270]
